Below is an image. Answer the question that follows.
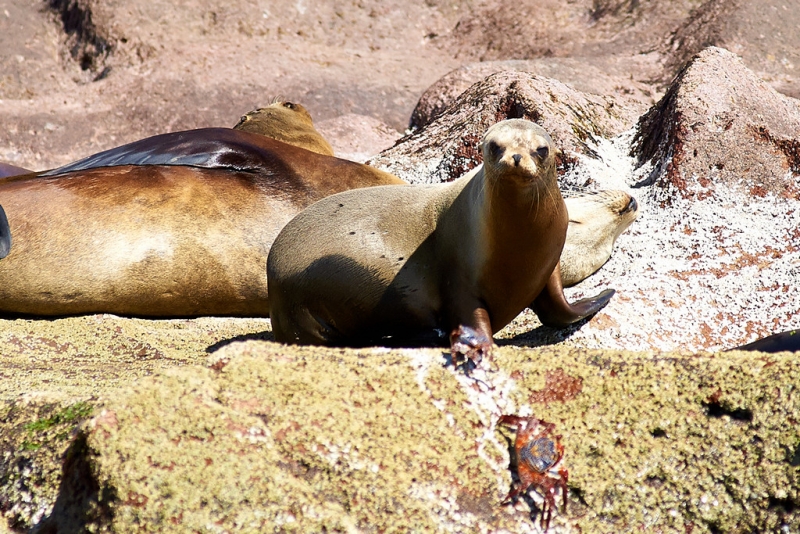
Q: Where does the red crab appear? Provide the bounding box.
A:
[499,414,568,531]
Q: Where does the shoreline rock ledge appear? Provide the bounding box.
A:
[2,341,800,532]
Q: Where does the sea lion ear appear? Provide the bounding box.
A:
[0,204,11,259]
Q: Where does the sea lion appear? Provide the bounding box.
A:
[0,205,10,259]
[234,103,638,286]
[233,101,335,156]
[0,162,32,179]
[267,119,615,360]
[0,128,404,317]
[560,190,638,287]
[729,329,800,353]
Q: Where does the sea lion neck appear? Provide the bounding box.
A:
[475,136,567,329]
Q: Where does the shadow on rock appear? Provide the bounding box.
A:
[31,433,115,534]
[205,331,274,353]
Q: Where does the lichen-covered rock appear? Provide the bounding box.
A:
[0,398,98,531]
[4,341,800,532]
[370,71,642,184]
[633,46,800,202]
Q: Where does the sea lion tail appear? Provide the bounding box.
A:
[0,204,11,259]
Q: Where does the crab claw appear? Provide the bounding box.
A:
[450,325,493,365]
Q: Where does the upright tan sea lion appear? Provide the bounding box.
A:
[0,128,404,317]
[233,101,335,156]
[267,119,614,360]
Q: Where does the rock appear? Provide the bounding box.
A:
[370,71,643,184]
[410,59,657,130]
[533,46,800,352]
[634,46,800,202]
[4,341,800,531]
[315,114,402,162]
[662,0,800,99]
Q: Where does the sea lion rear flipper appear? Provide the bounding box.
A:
[531,266,614,328]
[0,204,11,259]
[728,329,800,353]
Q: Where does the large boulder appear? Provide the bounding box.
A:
[409,59,659,130]
[633,47,800,201]
[662,0,800,99]
[535,47,800,352]
[3,341,800,532]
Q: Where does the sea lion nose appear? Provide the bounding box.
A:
[621,196,638,214]
[512,154,522,166]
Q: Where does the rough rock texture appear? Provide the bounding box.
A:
[370,71,644,184]
[634,46,800,200]
[662,0,800,99]
[519,48,800,352]
[3,341,800,532]
[409,59,657,130]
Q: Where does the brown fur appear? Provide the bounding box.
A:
[0,129,404,316]
[233,101,335,156]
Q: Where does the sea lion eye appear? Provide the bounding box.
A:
[533,145,549,159]
[487,140,504,159]
[283,102,296,109]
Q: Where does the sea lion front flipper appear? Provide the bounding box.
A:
[448,305,494,364]
[0,204,11,259]
[450,325,493,365]
[531,266,614,328]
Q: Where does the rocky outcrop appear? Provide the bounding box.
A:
[662,0,800,99]
[634,47,800,202]
[3,341,800,532]
[370,71,642,184]
[409,59,656,130]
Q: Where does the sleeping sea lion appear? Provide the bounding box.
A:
[561,190,638,287]
[233,101,335,156]
[0,128,404,316]
[267,119,614,361]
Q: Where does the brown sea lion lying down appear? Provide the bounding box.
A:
[0,127,403,316]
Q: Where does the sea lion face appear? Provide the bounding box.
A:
[234,101,315,130]
[233,101,335,156]
[560,189,639,286]
[480,119,556,189]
